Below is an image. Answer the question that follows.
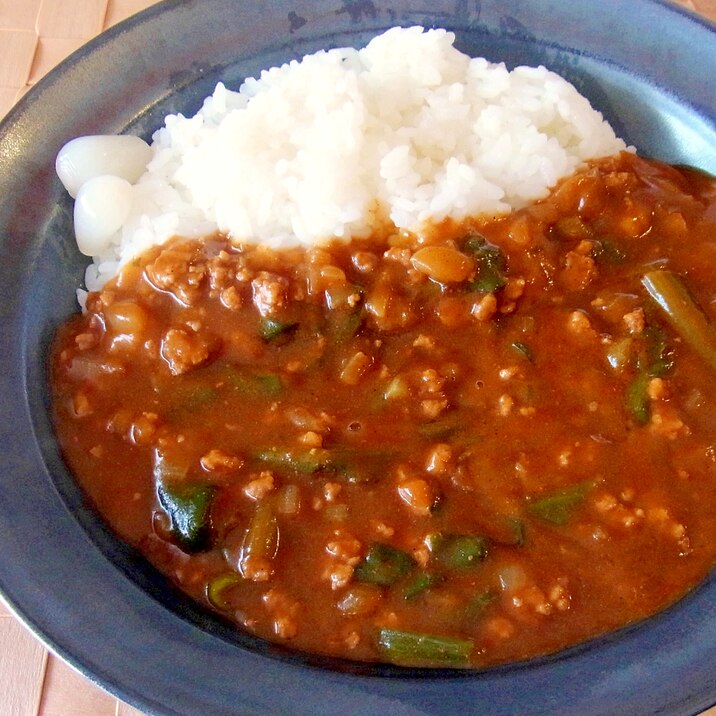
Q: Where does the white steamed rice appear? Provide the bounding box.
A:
[83,25,627,294]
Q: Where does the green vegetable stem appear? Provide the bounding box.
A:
[377,628,473,665]
[642,270,716,371]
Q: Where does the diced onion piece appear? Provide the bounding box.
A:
[410,246,474,283]
[497,564,527,592]
[74,175,133,256]
[56,134,151,198]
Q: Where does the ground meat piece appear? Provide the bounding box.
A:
[323,482,342,502]
[483,616,515,640]
[325,531,362,563]
[323,530,362,590]
[471,293,498,322]
[262,589,300,639]
[129,412,160,445]
[160,327,213,375]
[649,403,687,439]
[383,247,412,266]
[220,286,242,310]
[200,449,244,473]
[567,310,597,339]
[560,250,597,291]
[145,243,207,305]
[413,334,436,350]
[622,307,645,334]
[326,563,354,590]
[510,584,553,616]
[424,443,452,475]
[242,556,273,582]
[420,398,448,419]
[207,249,245,291]
[499,277,527,315]
[252,271,288,316]
[647,377,668,400]
[592,491,645,529]
[419,368,445,395]
[244,471,275,500]
[351,250,379,273]
[497,394,514,417]
[299,431,323,448]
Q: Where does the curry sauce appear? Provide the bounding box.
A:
[51,152,716,667]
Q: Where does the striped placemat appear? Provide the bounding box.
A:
[0,0,714,714]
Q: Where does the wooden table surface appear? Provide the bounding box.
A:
[1,1,715,714]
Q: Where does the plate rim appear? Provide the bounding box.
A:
[1,1,715,714]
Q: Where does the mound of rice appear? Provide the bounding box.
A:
[85,25,627,291]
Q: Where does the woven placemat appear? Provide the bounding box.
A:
[0,0,158,117]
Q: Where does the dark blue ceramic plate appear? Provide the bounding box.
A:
[0,1,714,714]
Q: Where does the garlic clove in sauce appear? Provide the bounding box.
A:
[74,175,133,256]
[55,135,151,198]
